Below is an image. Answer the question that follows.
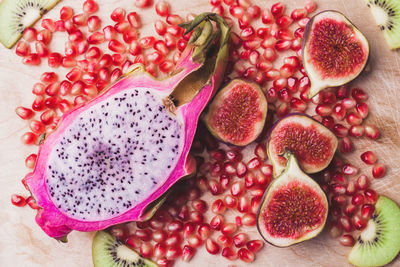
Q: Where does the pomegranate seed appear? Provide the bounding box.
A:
[271,2,285,17]
[108,39,126,53]
[315,104,332,116]
[205,239,220,255]
[231,181,245,196]
[222,247,237,261]
[23,53,41,65]
[248,5,261,18]
[211,199,226,214]
[83,0,98,14]
[333,124,348,137]
[280,64,295,78]
[198,223,212,240]
[23,27,37,42]
[165,233,181,247]
[135,0,152,8]
[154,20,167,36]
[114,21,131,34]
[332,195,346,206]
[339,216,352,232]
[71,80,86,95]
[229,5,245,18]
[276,15,293,28]
[217,234,233,247]
[361,204,375,219]
[16,107,34,120]
[36,29,52,44]
[223,194,238,209]
[156,258,170,267]
[331,183,346,195]
[11,194,27,207]
[59,80,72,96]
[58,99,71,113]
[246,240,263,253]
[346,112,363,125]
[45,96,60,109]
[364,125,380,139]
[348,125,364,138]
[189,211,204,223]
[342,97,356,109]
[322,116,334,129]
[339,234,355,247]
[21,132,37,145]
[73,13,88,26]
[166,14,183,25]
[276,102,290,117]
[241,213,256,226]
[291,8,307,20]
[233,233,248,248]
[41,18,56,32]
[262,9,274,24]
[139,36,156,49]
[345,181,356,196]
[40,110,56,125]
[332,103,346,121]
[372,163,386,178]
[360,151,377,165]
[64,19,77,34]
[136,229,152,242]
[110,68,123,82]
[297,17,310,27]
[238,248,255,263]
[237,196,250,213]
[342,163,358,176]
[181,245,195,262]
[210,214,224,230]
[191,199,207,212]
[153,242,167,259]
[351,88,368,102]
[156,0,170,16]
[187,234,203,248]
[352,215,366,230]
[344,204,356,216]
[355,174,369,190]
[275,40,292,51]
[336,85,349,99]
[61,56,76,67]
[140,242,153,258]
[112,53,127,66]
[352,193,365,206]
[166,246,182,260]
[110,8,126,22]
[35,41,48,57]
[278,88,291,102]
[16,41,30,57]
[66,68,82,82]
[87,32,104,44]
[365,188,378,203]
[32,96,45,111]
[46,52,61,68]
[355,103,369,119]
[339,137,353,153]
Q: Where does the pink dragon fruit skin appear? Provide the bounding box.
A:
[25,13,230,240]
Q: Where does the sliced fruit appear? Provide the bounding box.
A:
[257,152,329,247]
[365,0,400,49]
[203,79,268,146]
[302,11,369,98]
[267,114,338,177]
[348,196,400,267]
[0,0,60,48]
[92,231,157,267]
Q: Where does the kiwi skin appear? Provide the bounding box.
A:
[348,196,400,267]
[0,0,60,48]
[92,231,157,267]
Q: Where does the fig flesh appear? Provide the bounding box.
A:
[302,11,370,98]
[203,79,268,146]
[267,114,338,177]
[257,152,329,247]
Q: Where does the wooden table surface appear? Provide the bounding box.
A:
[0,0,399,266]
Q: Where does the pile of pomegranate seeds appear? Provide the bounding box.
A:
[12,0,388,265]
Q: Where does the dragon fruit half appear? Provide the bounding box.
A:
[25,13,230,240]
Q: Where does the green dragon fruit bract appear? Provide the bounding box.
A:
[25,13,230,240]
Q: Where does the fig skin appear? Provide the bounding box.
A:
[256,151,329,247]
[202,79,268,146]
[302,10,370,98]
[266,113,338,178]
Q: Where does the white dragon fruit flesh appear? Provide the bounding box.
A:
[25,13,230,240]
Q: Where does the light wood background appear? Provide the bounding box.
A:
[0,0,399,266]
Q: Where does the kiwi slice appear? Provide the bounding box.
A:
[0,0,60,48]
[365,0,400,49]
[92,231,157,267]
[348,196,400,267]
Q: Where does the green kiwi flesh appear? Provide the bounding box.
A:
[365,0,400,49]
[92,231,157,267]
[0,0,60,48]
[348,196,400,267]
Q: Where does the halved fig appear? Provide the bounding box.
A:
[267,114,338,177]
[302,10,370,98]
[257,151,329,247]
[203,79,268,146]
